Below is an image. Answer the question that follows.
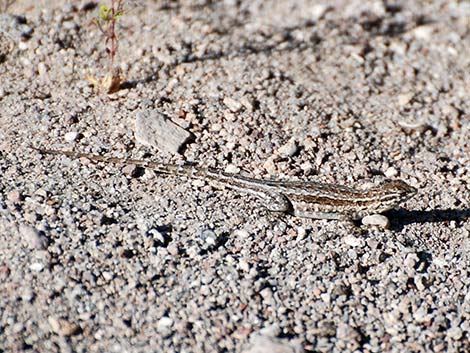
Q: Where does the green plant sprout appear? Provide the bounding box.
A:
[97,1,123,74]
[87,0,124,94]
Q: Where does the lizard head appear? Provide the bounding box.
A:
[370,179,417,212]
[382,179,417,200]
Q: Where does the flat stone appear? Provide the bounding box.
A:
[20,224,49,250]
[135,110,193,153]
[242,334,303,353]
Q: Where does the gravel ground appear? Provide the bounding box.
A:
[1,0,469,352]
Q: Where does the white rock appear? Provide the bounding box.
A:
[404,253,419,268]
[18,41,29,51]
[157,316,174,332]
[336,322,360,341]
[398,120,430,134]
[238,258,250,272]
[362,214,390,228]
[277,140,298,157]
[343,235,364,247]
[259,323,281,337]
[240,96,254,111]
[263,157,277,174]
[225,164,240,174]
[149,229,165,243]
[102,271,114,281]
[223,96,243,113]
[448,325,463,340]
[296,226,306,239]
[38,62,47,77]
[441,104,459,119]
[385,167,398,178]
[29,262,45,272]
[135,110,193,154]
[411,25,434,40]
[201,230,217,245]
[64,131,79,142]
[48,316,61,334]
[310,4,329,21]
[234,229,250,238]
[433,257,447,267]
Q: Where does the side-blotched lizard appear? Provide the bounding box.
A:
[32,147,417,221]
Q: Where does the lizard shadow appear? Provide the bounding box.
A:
[386,208,470,231]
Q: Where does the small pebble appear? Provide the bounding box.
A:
[21,288,35,303]
[404,253,419,268]
[240,96,254,111]
[343,235,364,247]
[336,322,360,342]
[397,92,414,106]
[18,41,29,51]
[385,167,398,178]
[441,104,459,119]
[277,140,299,157]
[448,325,463,340]
[296,226,306,239]
[225,164,240,174]
[48,316,81,336]
[223,97,243,113]
[263,157,277,174]
[64,131,79,142]
[157,316,173,329]
[310,4,329,20]
[234,229,250,238]
[362,214,390,228]
[102,271,114,281]
[7,190,22,203]
[259,323,281,337]
[29,262,45,272]
[411,25,434,40]
[167,243,179,256]
[238,258,250,272]
[149,229,166,244]
[37,62,47,77]
[200,229,217,246]
[398,120,431,134]
[157,316,174,336]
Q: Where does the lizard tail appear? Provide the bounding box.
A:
[29,145,201,178]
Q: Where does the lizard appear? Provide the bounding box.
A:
[31,146,417,221]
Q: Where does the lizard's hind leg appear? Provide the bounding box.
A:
[263,192,292,214]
